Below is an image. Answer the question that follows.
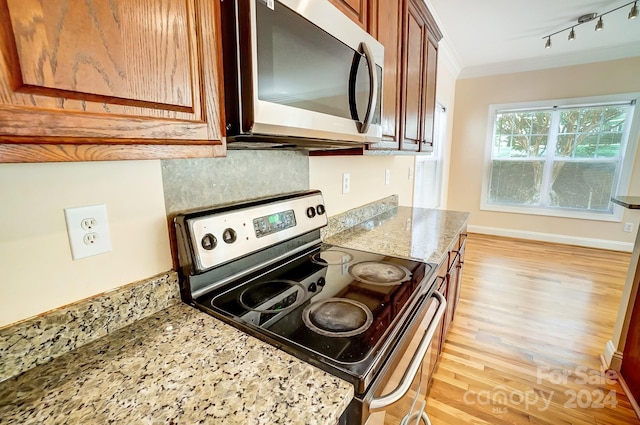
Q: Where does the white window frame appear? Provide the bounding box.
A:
[480,93,640,222]
[414,102,446,209]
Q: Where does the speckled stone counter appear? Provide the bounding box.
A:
[0,197,465,425]
[0,271,180,383]
[0,303,353,425]
[324,206,470,265]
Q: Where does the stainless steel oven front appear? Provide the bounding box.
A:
[357,287,445,425]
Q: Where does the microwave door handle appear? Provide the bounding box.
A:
[353,42,378,134]
[369,290,446,411]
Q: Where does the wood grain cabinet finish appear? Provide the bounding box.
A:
[328,0,369,30]
[621,269,640,404]
[436,226,466,340]
[421,38,438,151]
[0,0,225,162]
[367,0,402,150]
[368,0,441,153]
[400,0,440,152]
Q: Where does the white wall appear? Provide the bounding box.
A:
[431,46,458,209]
[447,57,640,249]
[0,161,173,327]
[309,155,415,216]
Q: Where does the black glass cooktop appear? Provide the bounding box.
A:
[195,244,433,370]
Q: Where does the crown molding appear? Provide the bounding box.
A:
[458,42,640,79]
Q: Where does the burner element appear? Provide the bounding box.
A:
[311,249,354,265]
[303,298,373,337]
[349,261,411,286]
[239,280,306,313]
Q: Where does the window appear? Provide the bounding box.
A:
[482,95,638,220]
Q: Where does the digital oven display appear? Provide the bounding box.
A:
[253,209,296,238]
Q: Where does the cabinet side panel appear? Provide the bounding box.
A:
[421,40,437,151]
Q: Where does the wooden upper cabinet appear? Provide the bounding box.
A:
[367,0,402,150]
[328,0,369,30]
[401,0,441,152]
[422,38,438,151]
[401,0,427,152]
[367,0,441,153]
[0,0,225,162]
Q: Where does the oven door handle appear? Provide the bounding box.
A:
[369,290,446,411]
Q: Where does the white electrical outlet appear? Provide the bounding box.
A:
[64,204,112,260]
[342,173,351,194]
[408,166,413,180]
[624,222,634,233]
[385,169,391,185]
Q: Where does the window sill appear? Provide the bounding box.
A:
[480,202,624,222]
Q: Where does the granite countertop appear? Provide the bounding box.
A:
[0,303,353,425]
[612,196,640,209]
[0,203,468,425]
[325,206,470,265]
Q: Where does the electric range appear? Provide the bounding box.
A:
[174,190,442,424]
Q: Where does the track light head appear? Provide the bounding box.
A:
[568,27,576,40]
[630,1,639,19]
[595,16,604,31]
[545,37,551,48]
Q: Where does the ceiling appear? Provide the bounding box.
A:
[424,0,640,78]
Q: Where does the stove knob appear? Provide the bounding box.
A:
[316,204,326,215]
[222,228,237,244]
[306,206,316,218]
[201,233,217,250]
[317,277,326,287]
[308,282,317,292]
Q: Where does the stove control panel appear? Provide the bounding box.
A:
[253,209,296,238]
[184,191,328,272]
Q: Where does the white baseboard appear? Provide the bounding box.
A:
[603,340,623,371]
[467,225,634,252]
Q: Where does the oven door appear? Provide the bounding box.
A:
[364,288,446,425]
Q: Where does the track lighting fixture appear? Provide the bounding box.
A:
[543,1,638,48]
[630,1,639,19]
[595,16,604,31]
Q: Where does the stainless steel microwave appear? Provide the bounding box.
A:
[220,0,384,149]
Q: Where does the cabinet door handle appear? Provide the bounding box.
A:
[369,291,446,411]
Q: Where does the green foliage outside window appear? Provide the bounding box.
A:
[488,103,631,214]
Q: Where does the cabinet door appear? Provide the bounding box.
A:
[622,291,640,403]
[328,0,369,30]
[367,0,402,150]
[421,39,438,152]
[400,0,427,152]
[0,0,224,162]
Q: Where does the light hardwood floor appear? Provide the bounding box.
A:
[426,233,639,425]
